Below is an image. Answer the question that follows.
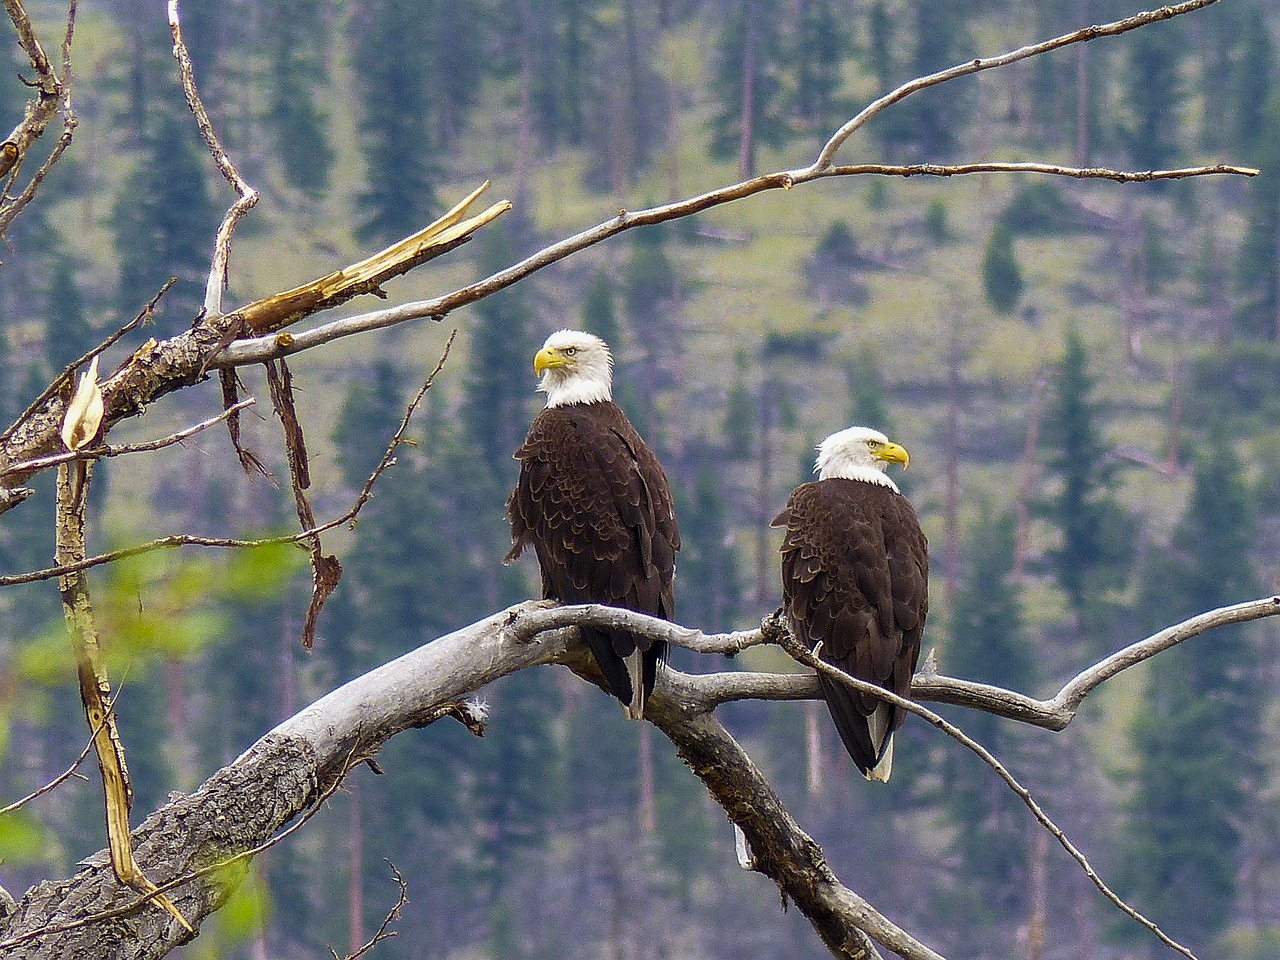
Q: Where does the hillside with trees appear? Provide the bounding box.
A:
[1,0,1279,958]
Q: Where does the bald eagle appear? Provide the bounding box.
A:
[506,330,680,719]
[772,427,928,781]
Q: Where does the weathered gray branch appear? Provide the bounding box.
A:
[5,597,1277,959]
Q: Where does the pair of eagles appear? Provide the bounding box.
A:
[505,330,928,782]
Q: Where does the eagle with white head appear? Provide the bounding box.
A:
[772,426,929,781]
[506,330,680,719]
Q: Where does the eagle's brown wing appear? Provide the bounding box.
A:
[507,401,679,710]
[773,478,927,777]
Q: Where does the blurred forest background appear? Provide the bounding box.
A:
[0,0,1279,957]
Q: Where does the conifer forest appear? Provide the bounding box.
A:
[1,0,1280,958]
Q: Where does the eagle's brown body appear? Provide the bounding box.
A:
[507,399,680,712]
[774,476,928,778]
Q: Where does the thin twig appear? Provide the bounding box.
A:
[773,630,1198,960]
[0,333,457,587]
[0,0,75,236]
[167,0,257,318]
[333,861,407,960]
[0,687,114,815]
[0,399,254,478]
[805,0,1225,172]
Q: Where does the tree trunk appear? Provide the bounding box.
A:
[738,0,757,179]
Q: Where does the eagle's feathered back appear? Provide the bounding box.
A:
[507,340,679,717]
[774,434,928,780]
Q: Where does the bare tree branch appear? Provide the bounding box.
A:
[805,0,1227,172]
[4,597,1273,959]
[0,331,455,588]
[167,0,258,318]
[0,398,254,479]
[518,597,1280,729]
[0,0,77,237]
[212,158,1253,369]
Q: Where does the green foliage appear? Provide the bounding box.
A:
[581,266,621,349]
[355,0,440,243]
[464,219,539,481]
[182,863,271,960]
[1234,92,1280,341]
[723,349,755,459]
[939,506,1038,922]
[1183,341,1280,430]
[1121,18,1184,172]
[332,361,405,489]
[265,0,333,196]
[1230,9,1274,163]
[113,109,220,332]
[673,462,743,633]
[1039,328,1136,636]
[44,252,91,373]
[998,181,1088,236]
[708,0,790,172]
[844,348,892,433]
[0,810,48,866]
[865,0,894,94]
[896,1,972,158]
[923,199,949,244]
[980,223,1023,315]
[790,0,847,134]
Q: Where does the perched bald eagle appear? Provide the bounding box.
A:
[772,427,928,781]
[506,330,680,719]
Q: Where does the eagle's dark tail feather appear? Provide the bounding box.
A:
[817,673,893,781]
[581,627,663,720]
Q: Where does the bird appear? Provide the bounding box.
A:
[506,329,680,719]
[771,426,928,781]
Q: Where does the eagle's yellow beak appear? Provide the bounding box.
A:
[534,346,569,377]
[875,440,910,471]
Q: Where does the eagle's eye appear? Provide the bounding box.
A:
[564,346,578,356]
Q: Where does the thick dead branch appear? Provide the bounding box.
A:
[520,597,1280,728]
[6,598,1272,959]
[227,183,509,335]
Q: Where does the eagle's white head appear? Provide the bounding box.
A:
[535,329,614,407]
[815,426,910,491]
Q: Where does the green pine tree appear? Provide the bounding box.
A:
[463,221,538,483]
[581,266,621,348]
[981,223,1024,315]
[332,361,404,490]
[1234,93,1280,341]
[674,462,743,634]
[355,0,439,243]
[723,349,755,460]
[113,109,220,333]
[1116,435,1262,952]
[265,0,333,197]
[45,251,92,373]
[791,0,847,135]
[845,348,892,432]
[939,506,1037,927]
[1122,18,1184,173]
[1039,328,1136,643]
[708,0,790,174]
